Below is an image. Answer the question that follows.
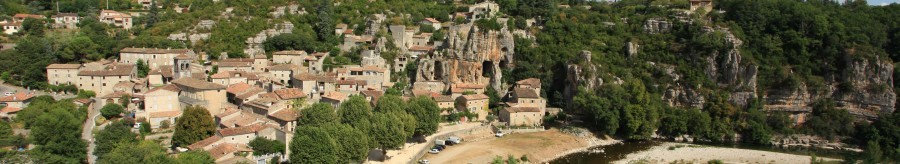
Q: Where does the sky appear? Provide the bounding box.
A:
[868,0,900,6]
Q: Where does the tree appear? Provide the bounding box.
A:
[249,137,286,155]
[20,18,44,36]
[30,105,86,162]
[172,106,216,147]
[298,103,338,126]
[290,126,338,164]
[375,95,406,114]
[136,59,150,78]
[406,96,441,137]
[95,121,138,159]
[145,0,159,28]
[100,103,125,119]
[321,123,370,163]
[485,87,501,108]
[99,141,172,164]
[315,0,335,41]
[175,151,215,164]
[338,95,373,133]
[370,113,407,159]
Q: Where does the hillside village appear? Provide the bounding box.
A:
[2,0,900,163]
[1,0,556,163]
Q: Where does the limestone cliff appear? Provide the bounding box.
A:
[415,22,514,92]
[563,51,604,109]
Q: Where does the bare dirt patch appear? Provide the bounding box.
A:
[422,129,617,164]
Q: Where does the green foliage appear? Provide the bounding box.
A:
[20,18,45,37]
[290,126,338,164]
[803,100,855,140]
[99,141,172,164]
[298,103,338,126]
[174,151,215,164]
[140,121,152,134]
[100,103,125,119]
[370,112,408,154]
[27,100,86,162]
[321,123,370,163]
[249,137,286,155]
[172,106,216,147]
[406,96,442,137]
[475,18,502,31]
[262,33,322,53]
[95,121,138,160]
[77,90,96,99]
[315,0,336,42]
[136,59,150,78]
[339,95,373,135]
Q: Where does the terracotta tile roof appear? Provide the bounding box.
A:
[268,108,299,122]
[412,89,436,97]
[268,64,299,71]
[147,84,181,94]
[322,92,347,101]
[433,95,454,102]
[349,65,387,72]
[218,61,252,67]
[209,143,252,160]
[292,73,335,83]
[219,111,264,128]
[114,81,136,89]
[217,123,274,136]
[210,71,257,79]
[336,80,367,86]
[235,87,265,100]
[514,88,540,98]
[226,82,252,94]
[273,50,307,56]
[274,88,306,99]
[187,135,221,150]
[516,78,541,88]
[460,94,489,101]
[450,87,465,93]
[0,107,23,114]
[120,48,193,54]
[13,14,45,19]
[148,65,174,78]
[0,92,35,102]
[423,18,440,23]
[78,64,134,76]
[215,107,240,119]
[46,64,82,69]
[413,33,433,38]
[175,54,192,60]
[172,78,226,90]
[149,111,182,118]
[409,45,434,51]
[257,92,279,99]
[505,107,542,113]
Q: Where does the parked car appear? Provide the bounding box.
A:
[447,136,463,144]
[433,145,445,151]
[434,139,446,146]
[495,131,505,137]
[428,149,440,154]
[3,92,12,96]
[418,160,430,164]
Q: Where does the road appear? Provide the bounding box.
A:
[81,98,102,164]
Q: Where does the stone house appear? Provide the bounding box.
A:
[515,78,541,95]
[119,48,195,69]
[217,58,254,72]
[290,73,336,100]
[690,0,713,13]
[335,23,348,35]
[336,66,390,90]
[410,33,432,46]
[335,79,366,95]
[226,83,265,106]
[76,63,135,96]
[268,64,301,85]
[211,71,259,86]
[433,95,455,115]
[46,64,82,86]
[393,55,410,72]
[468,1,499,20]
[305,52,329,74]
[0,92,35,118]
[341,35,375,52]
[99,10,132,29]
[1,22,21,35]
[510,88,545,110]
[252,55,270,72]
[141,84,182,128]
[51,13,80,29]
[500,107,544,127]
[267,108,298,133]
[98,91,131,108]
[320,91,347,109]
[456,94,489,121]
[188,123,285,162]
[147,65,174,86]
[360,50,387,69]
[360,90,384,107]
[420,18,441,30]
[272,50,308,65]
[408,45,434,58]
[172,78,228,115]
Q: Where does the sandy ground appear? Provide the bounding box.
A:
[368,122,485,164]
[615,142,841,164]
[422,129,619,164]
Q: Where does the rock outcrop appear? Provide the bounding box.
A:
[415,21,514,92]
[564,51,604,109]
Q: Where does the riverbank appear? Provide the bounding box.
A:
[614,142,842,164]
[421,128,620,163]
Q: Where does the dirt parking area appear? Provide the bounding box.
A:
[422,129,613,164]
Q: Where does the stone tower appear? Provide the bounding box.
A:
[174,54,193,79]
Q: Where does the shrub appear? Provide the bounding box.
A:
[159,120,171,129]
[100,104,124,119]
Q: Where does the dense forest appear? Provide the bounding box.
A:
[1,0,899,163]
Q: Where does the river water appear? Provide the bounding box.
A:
[550,141,851,164]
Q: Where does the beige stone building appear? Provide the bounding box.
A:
[46,64,82,86]
[51,13,80,29]
[291,73,337,100]
[268,64,302,85]
[99,10,132,29]
[500,107,544,127]
[510,88,545,109]
[515,78,541,95]
[211,71,259,86]
[142,84,182,128]
[0,92,35,119]
[456,94,489,121]
[77,64,135,95]
[226,82,265,106]
[690,0,713,13]
[321,91,347,109]
[119,48,195,69]
[272,50,308,64]
[433,95,455,115]
[217,58,254,72]
[335,79,366,95]
[147,65,174,86]
[172,78,228,115]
